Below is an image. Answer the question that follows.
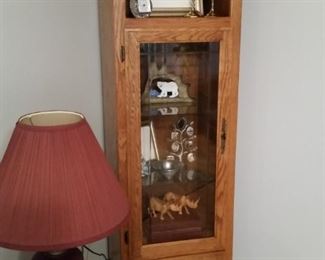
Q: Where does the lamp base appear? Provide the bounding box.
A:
[32,248,83,260]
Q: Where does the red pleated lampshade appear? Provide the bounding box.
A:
[0,111,129,252]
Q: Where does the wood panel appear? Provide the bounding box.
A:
[141,238,222,259]
[125,30,225,43]
[163,251,226,260]
[133,249,226,260]
[125,32,143,258]
[98,1,129,259]
[125,17,231,31]
[223,0,243,258]
[214,32,231,249]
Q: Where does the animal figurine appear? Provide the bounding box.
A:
[186,196,200,209]
[157,107,179,115]
[157,81,179,98]
[163,192,200,215]
[148,196,181,220]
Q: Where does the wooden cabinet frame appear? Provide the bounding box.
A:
[99,1,242,259]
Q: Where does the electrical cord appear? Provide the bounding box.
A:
[82,245,110,260]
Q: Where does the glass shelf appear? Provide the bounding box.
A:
[141,103,198,119]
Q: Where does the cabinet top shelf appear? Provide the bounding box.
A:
[125,17,231,31]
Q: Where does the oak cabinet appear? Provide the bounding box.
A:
[98,1,242,259]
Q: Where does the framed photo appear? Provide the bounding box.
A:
[141,121,159,161]
[150,0,204,17]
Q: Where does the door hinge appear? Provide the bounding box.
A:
[120,45,125,62]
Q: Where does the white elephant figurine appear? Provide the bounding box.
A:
[157,81,179,98]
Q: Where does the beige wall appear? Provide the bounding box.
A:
[234,1,324,260]
[0,1,107,259]
[0,0,104,157]
[0,0,324,260]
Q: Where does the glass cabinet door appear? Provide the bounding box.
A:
[140,42,220,245]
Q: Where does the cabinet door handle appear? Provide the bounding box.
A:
[124,230,129,244]
[221,118,227,154]
[120,45,125,62]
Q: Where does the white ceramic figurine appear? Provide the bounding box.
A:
[157,81,179,98]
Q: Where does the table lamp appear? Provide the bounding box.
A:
[0,111,129,260]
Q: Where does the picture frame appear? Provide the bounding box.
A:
[150,0,204,17]
[141,121,159,161]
